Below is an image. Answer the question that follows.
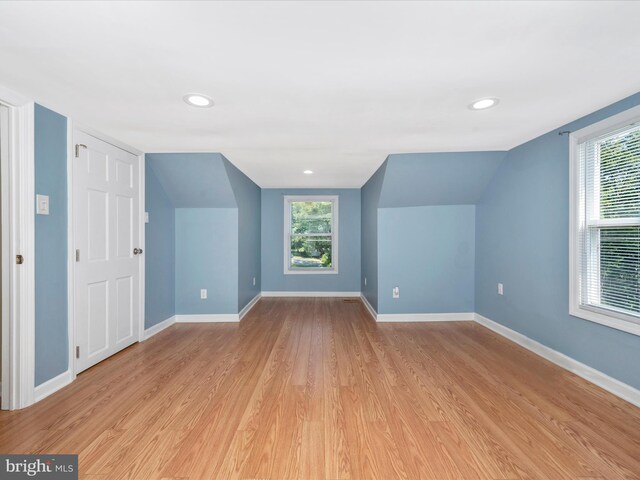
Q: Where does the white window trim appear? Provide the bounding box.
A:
[569,104,640,337]
[284,195,339,275]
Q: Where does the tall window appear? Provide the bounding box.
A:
[284,196,338,274]
[571,108,640,335]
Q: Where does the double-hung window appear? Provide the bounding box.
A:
[570,106,640,335]
[284,196,338,274]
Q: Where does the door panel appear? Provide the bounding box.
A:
[116,276,133,343]
[87,281,109,356]
[74,130,141,373]
[88,147,109,180]
[116,195,132,258]
[116,158,132,188]
[87,189,108,261]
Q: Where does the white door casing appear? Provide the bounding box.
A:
[0,104,10,407]
[0,88,35,410]
[73,130,141,373]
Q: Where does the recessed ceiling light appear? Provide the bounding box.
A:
[469,98,499,110]
[183,93,214,108]
[303,170,313,175]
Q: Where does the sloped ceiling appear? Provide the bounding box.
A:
[378,152,507,207]
[146,153,237,208]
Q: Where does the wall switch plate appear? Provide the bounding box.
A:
[498,283,504,295]
[200,289,208,299]
[253,277,256,286]
[36,194,49,215]
[145,212,149,223]
[364,277,367,286]
[393,286,400,299]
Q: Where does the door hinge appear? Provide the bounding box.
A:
[74,143,87,158]
[75,249,80,262]
[76,346,80,359]
[15,254,24,265]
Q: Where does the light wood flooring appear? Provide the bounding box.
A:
[1,297,639,479]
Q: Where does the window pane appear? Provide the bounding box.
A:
[598,226,640,315]
[290,235,332,269]
[291,201,332,234]
[598,127,640,219]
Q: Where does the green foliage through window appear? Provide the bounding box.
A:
[289,201,334,269]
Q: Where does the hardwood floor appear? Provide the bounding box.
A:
[1,298,639,479]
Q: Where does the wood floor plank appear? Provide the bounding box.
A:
[442,326,630,479]
[384,325,529,479]
[0,298,638,480]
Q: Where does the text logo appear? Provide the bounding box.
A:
[0,455,77,479]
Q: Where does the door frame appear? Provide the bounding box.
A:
[67,121,145,378]
[0,85,36,410]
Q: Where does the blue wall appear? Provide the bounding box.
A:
[476,92,640,389]
[145,162,175,328]
[378,205,475,314]
[34,104,68,386]
[362,152,504,313]
[175,208,238,314]
[223,156,261,309]
[261,189,361,292]
[361,161,387,310]
[145,152,257,316]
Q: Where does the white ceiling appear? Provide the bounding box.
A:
[1,1,639,188]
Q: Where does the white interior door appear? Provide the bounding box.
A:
[73,130,141,374]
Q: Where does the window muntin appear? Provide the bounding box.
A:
[284,196,338,274]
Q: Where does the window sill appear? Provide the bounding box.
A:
[284,269,339,275]
[570,304,640,337]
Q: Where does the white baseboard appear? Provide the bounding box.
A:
[359,294,475,323]
[175,314,240,323]
[143,315,176,340]
[261,291,361,298]
[358,295,472,323]
[145,297,261,330]
[474,313,640,408]
[377,312,475,322]
[34,369,73,402]
[360,294,377,320]
[239,293,261,320]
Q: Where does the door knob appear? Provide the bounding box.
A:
[133,248,143,255]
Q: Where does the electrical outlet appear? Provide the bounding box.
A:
[145,212,149,223]
[200,289,208,299]
[498,283,504,295]
[392,286,400,299]
[252,277,256,286]
[364,277,367,286]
